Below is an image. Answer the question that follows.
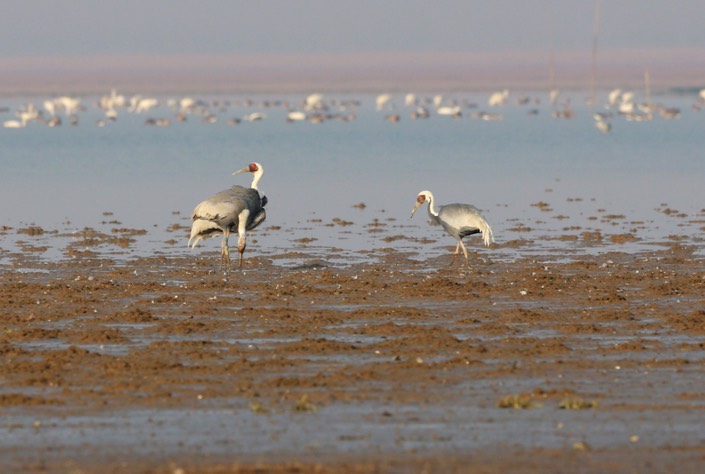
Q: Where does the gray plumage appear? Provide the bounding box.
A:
[189,162,267,269]
[432,203,490,243]
[411,190,494,268]
[190,186,266,237]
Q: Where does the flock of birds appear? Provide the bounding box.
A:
[189,162,494,271]
[3,87,703,132]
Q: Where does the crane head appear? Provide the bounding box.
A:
[234,162,265,191]
[410,191,430,218]
[233,162,262,176]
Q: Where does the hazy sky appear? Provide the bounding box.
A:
[1,0,702,58]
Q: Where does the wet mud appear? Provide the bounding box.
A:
[1,217,705,473]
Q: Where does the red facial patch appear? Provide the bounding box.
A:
[417,194,426,203]
[249,163,258,172]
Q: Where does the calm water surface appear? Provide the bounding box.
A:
[1,91,703,263]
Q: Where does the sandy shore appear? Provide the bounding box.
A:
[1,214,705,473]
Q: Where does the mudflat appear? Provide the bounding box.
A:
[1,218,705,473]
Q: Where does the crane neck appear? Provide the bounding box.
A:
[426,194,439,218]
[250,170,263,191]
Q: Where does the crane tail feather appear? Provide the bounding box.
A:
[189,219,223,248]
[481,222,495,247]
[188,234,203,249]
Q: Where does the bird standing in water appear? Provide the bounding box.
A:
[189,163,267,269]
[411,190,494,268]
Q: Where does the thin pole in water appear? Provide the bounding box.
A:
[589,0,601,110]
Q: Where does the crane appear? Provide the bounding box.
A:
[411,190,494,268]
[188,163,267,269]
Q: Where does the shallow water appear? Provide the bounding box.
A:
[2,91,704,264]
[4,395,703,464]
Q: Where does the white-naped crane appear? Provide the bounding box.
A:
[189,163,267,269]
[411,190,494,269]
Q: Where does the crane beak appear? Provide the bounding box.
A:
[410,202,422,218]
[233,166,249,176]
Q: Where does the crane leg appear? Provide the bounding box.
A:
[221,232,231,272]
[448,241,461,266]
[237,236,246,269]
[236,209,250,269]
[458,240,470,269]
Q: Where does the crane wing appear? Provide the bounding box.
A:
[438,204,494,246]
[192,186,260,222]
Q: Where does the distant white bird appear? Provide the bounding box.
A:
[549,89,560,107]
[607,89,622,108]
[411,190,494,269]
[618,100,634,114]
[100,89,126,112]
[488,90,509,107]
[376,94,392,111]
[179,97,196,112]
[3,119,24,128]
[137,98,159,114]
[472,112,503,121]
[405,93,417,107]
[189,163,267,269]
[287,111,306,122]
[43,100,56,117]
[594,118,611,133]
[621,91,635,104]
[53,96,81,115]
[128,95,158,113]
[305,94,324,111]
[244,112,265,122]
[436,106,462,117]
[17,104,39,124]
[4,104,39,128]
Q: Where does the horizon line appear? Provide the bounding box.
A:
[2,48,703,96]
